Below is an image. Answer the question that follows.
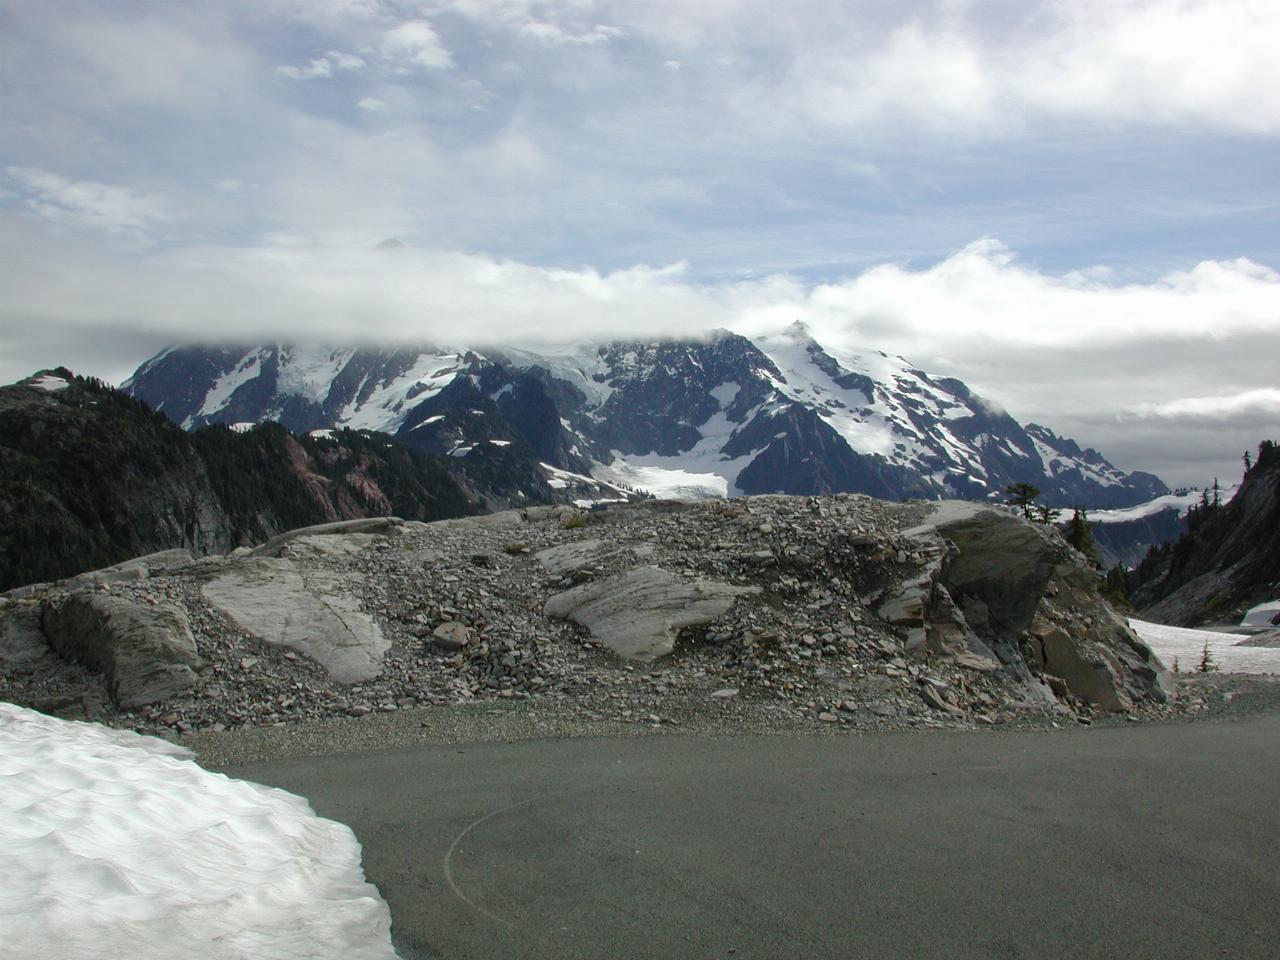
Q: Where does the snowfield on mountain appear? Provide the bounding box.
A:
[123,323,1167,509]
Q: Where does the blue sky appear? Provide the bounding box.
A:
[2,0,1279,486]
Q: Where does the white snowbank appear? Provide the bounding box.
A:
[1242,600,1280,627]
[29,374,70,392]
[1128,619,1280,675]
[0,702,397,960]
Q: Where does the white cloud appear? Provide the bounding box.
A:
[3,167,171,240]
[521,21,621,45]
[785,239,1280,352]
[380,20,452,71]
[1137,389,1280,419]
[499,0,1280,137]
[277,57,334,80]
[276,50,366,80]
[357,97,389,112]
[328,50,367,70]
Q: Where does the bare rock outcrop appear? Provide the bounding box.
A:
[0,601,55,673]
[545,566,759,662]
[201,556,388,683]
[41,593,202,707]
[904,502,1172,712]
[250,517,405,559]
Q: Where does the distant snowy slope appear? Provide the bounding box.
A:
[1085,485,1242,570]
[123,326,1169,507]
[0,702,397,960]
[1089,487,1238,524]
[125,344,475,434]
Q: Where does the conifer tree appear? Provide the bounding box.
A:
[1005,482,1041,520]
[1103,563,1129,606]
[1064,508,1099,567]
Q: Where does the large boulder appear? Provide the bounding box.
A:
[905,503,1172,712]
[201,558,388,682]
[42,593,202,707]
[250,517,403,558]
[0,601,56,674]
[544,565,758,662]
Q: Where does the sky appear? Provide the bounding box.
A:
[1,0,1278,488]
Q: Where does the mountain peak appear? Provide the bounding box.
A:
[121,332,1169,509]
[782,319,813,343]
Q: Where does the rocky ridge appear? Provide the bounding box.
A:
[0,370,482,590]
[2,495,1175,738]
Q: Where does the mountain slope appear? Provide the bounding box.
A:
[0,371,479,590]
[123,325,1167,507]
[1129,442,1280,625]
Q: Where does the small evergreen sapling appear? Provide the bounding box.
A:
[1005,482,1041,520]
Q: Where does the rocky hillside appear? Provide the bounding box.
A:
[122,325,1167,507]
[1,495,1172,739]
[0,371,480,590]
[1131,441,1280,625]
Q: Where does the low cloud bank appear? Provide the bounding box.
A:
[3,220,1276,487]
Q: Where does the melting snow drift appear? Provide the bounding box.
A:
[0,702,398,960]
[1129,620,1280,675]
[1242,600,1280,627]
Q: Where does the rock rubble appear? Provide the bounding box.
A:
[2,496,1180,738]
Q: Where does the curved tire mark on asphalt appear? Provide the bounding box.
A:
[443,797,537,929]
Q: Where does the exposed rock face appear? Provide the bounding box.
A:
[533,539,654,578]
[544,566,759,662]
[41,593,202,707]
[201,554,388,683]
[250,517,405,559]
[0,602,53,672]
[0,373,477,592]
[904,502,1172,712]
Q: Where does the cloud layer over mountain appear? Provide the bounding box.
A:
[2,1,1278,486]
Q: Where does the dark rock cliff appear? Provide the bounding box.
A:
[0,371,477,591]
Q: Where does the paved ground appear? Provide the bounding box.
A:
[222,716,1280,960]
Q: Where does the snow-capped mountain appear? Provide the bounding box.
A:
[122,323,1167,507]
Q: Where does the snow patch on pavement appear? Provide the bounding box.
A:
[0,702,397,960]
